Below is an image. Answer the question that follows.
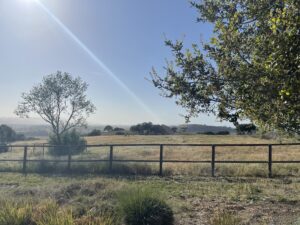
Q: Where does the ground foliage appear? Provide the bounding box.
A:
[118,188,174,225]
[48,130,86,156]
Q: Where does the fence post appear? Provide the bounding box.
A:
[159,144,164,176]
[211,145,216,177]
[23,146,28,175]
[268,145,272,178]
[42,144,45,156]
[109,145,113,173]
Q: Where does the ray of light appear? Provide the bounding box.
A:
[34,0,161,123]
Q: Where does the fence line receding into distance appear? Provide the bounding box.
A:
[0,143,299,177]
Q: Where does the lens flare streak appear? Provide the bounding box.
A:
[34,0,161,123]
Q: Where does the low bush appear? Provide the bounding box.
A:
[115,131,125,135]
[118,188,174,225]
[87,129,102,136]
[48,130,86,156]
[217,131,230,135]
[0,143,9,153]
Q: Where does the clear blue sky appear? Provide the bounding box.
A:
[0,0,232,126]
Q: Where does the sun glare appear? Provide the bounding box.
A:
[20,0,37,4]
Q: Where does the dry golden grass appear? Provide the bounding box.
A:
[85,135,300,177]
[1,134,299,177]
[85,134,274,145]
[0,172,299,225]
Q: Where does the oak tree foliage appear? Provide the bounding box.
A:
[151,0,300,135]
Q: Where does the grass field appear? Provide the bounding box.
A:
[0,135,300,224]
[1,134,299,177]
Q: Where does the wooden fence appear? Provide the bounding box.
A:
[0,143,300,177]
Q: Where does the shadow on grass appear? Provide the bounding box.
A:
[0,161,299,181]
[16,161,159,177]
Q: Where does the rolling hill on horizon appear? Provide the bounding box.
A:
[0,117,236,137]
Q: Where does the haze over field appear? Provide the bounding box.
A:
[0,0,234,127]
[0,1,299,224]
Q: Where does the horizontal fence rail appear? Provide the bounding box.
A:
[0,143,299,177]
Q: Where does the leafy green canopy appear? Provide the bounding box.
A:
[130,122,172,135]
[152,0,300,135]
[15,71,96,141]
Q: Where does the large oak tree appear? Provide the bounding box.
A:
[151,0,300,135]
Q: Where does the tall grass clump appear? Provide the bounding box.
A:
[0,202,33,225]
[75,213,118,225]
[0,200,118,225]
[48,130,86,156]
[210,211,241,225]
[118,188,174,225]
[32,201,74,225]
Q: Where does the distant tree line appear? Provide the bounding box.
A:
[102,126,126,135]
[197,124,256,135]
[86,126,127,136]
[130,122,173,135]
[87,123,238,136]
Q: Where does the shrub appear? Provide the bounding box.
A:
[203,131,215,135]
[0,143,9,153]
[104,125,113,132]
[113,127,125,132]
[118,188,174,225]
[87,129,101,136]
[0,124,17,143]
[48,130,86,156]
[217,131,230,135]
[236,123,256,135]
